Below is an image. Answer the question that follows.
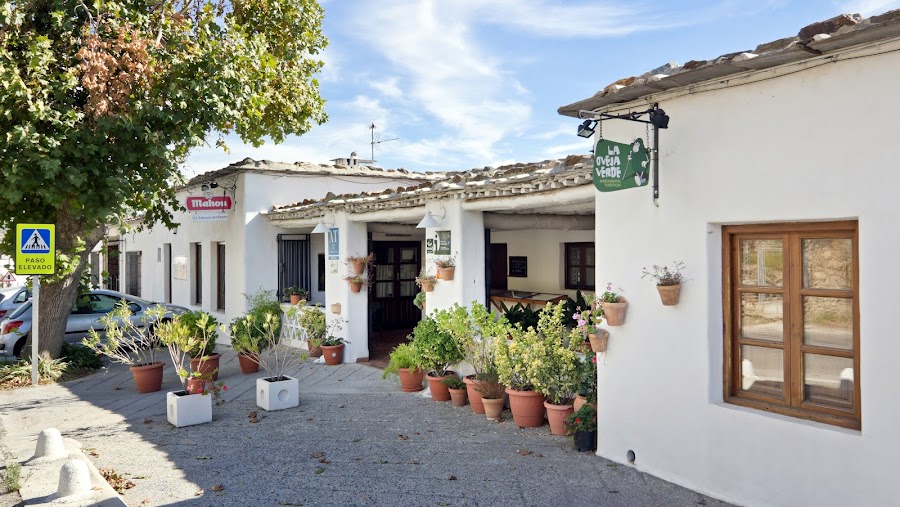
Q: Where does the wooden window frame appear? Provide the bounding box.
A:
[723,221,860,430]
[564,242,595,291]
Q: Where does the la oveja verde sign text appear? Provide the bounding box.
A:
[593,138,650,192]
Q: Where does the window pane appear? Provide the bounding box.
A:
[740,345,784,398]
[399,264,417,279]
[804,354,854,411]
[400,281,416,297]
[740,239,783,287]
[804,297,853,350]
[375,282,393,298]
[569,247,581,265]
[586,247,595,267]
[585,267,595,285]
[741,293,783,342]
[803,239,852,290]
[568,269,581,287]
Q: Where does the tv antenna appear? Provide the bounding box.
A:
[370,123,398,162]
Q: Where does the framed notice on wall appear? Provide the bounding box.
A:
[509,256,527,277]
[173,256,188,280]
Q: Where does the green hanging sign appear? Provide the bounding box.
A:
[593,138,650,192]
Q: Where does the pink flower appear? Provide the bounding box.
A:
[222,385,228,391]
[592,355,597,364]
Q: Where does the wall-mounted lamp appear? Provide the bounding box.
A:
[577,120,596,138]
[415,206,446,229]
[200,181,219,192]
[311,215,335,234]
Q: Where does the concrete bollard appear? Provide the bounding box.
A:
[57,460,91,497]
[34,428,67,460]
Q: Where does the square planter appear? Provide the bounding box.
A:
[257,375,300,411]
[167,390,213,427]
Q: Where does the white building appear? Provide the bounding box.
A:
[556,10,900,507]
[105,158,434,328]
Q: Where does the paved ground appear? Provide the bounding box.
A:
[0,351,732,506]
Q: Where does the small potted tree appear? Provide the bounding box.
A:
[180,311,222,380]
[598,283,628,326]
[381,342,424,392]
[434,254,456,280]
[82,303,167,393]
[298,304,326,357]
[530,303,583,436]
[410,317,463,402]
[476,368,506,421]
[255,305,308,411]
[442,376,468,407]
[228,290,281,374]
[345,253,374,275]
[415,267,437,293]
[566,404,597,452]
[642,261,686,306]
[320,318,347,365]
[283,286,307,305]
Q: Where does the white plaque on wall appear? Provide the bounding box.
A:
[173,256,188,280]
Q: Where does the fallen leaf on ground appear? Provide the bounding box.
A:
[248,411,258,418]
[113,386,122,391]
[409,459,419,465]
[87,450,100,457]
[338,404,345,408]
[311,451,325,458]
[318,458,329,464]
[210,484,225,492]
[449,475,457,480]
[142,418,152,424]
[314,467,325,475]
[195,456,212,460]
[397,434,408,441]
[99,467,136,494]
[351,438,362,443]
[518,449,532,456]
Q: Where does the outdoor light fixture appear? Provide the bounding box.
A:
[648,108,670,129]
[577,119,596,138]
[311,215,335,234]
[416,206,446,229]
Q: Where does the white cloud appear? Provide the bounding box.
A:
[370,77,403,99]
[545,140,594,156]
[836,0,900,15]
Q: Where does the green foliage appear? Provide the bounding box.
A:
[441,376,465,389]
[82,304,165,366]
[409,317,463,377]
[60,343,103,371]
[565,403,597,435]
[179,311,219,357]
[599,283,623,303]
[2,461,21,493]
[283,286,306,297]
[578,355,598,403]
[642,261,686,286]
[475,369,505,400]
[499,301,542,331]
[320,317,345,346]
[298,305,326,344]
[381,342,419,380]
[155,312,219,390]
[413,291,426,310]
[561,289,588,328]
[229,290,282,353]
[0,356,68,387]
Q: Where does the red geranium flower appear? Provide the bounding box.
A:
[592,355,597,364]
[575,418,581,424]
[222,385,228,391]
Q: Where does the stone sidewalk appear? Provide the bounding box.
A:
[0,352,732,506]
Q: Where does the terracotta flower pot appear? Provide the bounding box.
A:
[544,401,574,436]
[601,297,628,326]
[307,340,323,358]
[130,362,164,393]
[190,352,221,381]
[398,368,425,392]
[420,279,435,292]
[289,294,302,305]
[351,260,367,275]
[237,353,260,374]
[349,281,363,293]
[463,375,485,414]
[588,330,609,353]
[321,343,344,365]
[436,266,455,280]
[574,394,587,412]
[505,388,546,428]
[574,430,597,452]
[449,388,468,407]
[426,372,454,401]
[482,397,505,421]
[657,284,681,306]
[186,377,207,395]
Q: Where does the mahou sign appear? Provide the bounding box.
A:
[186,196,232,211]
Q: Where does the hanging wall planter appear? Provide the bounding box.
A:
[588,329,609,353]
[344,276,365,293]
[656,284,682,306]
[600,297,628,326]
[642,262,686,307]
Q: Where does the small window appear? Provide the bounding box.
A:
[318,254,326,292]
[216,243,225,312]
[125,251,142,297]
[564,242,595,291]
[193,243,202,306]
[723,221,860,429]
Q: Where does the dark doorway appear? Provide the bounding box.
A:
[371,242,421,330]
[277,234,311,300]
[490,243,508,291]
[106,243,120,291]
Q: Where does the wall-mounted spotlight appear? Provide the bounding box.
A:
[311,215,335,234]
[648,108,670,129]
[577,120,596,138]
[416,205,446,229]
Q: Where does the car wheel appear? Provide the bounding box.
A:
[13,335,27,358]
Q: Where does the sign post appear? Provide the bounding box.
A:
[15,223,56,387]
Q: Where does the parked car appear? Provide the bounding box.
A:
[0,286,31,320]
[0,289,189,358]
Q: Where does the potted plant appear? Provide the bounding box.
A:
[345,253,374,275]
[498,301,541,332]
[255,305,307,411]
[298,305,327,357]
[320,317,346,365]
[344,274,367,293]
[574,354,598,412]
[283,286,307,305]
[228,290,281,374]
[566,403,597,452]
[413,291,427,312]
[415,267,437,293]
[82,303,167,393]
[598,283,628,326]
[443,376,468,407]
[409,316,463,402]
[155,317,224,427]
[382,342,424,392]
[494,325,545,428]
[434,253,456,280]
[573,294,608,353]
[642,261,686,306]
[529,302,583,436]
[450,302,509,415]
[475,369,506,421]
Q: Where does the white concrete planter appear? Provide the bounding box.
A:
[166,391,213,427]
[257,375,300,411]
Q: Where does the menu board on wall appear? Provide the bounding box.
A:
[509,256,527,277]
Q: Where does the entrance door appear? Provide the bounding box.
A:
[372,242,421,329]
[277,235,311,300]
[490,243,508,291]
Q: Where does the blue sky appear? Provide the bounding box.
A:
[183,0,900,176]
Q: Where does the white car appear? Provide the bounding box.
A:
[0,289,188,357]
[0,286,31,320]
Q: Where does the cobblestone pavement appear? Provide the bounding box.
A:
[0,352,733,506]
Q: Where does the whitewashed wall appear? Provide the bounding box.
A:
[590,42,900,506]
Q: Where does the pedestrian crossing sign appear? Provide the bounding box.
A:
[15,223,55,274]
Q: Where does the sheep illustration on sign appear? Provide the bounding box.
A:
[593,138,650,192]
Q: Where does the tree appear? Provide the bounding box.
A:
[0,0,328,358]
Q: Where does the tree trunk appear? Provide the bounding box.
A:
[22,210,104,359]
